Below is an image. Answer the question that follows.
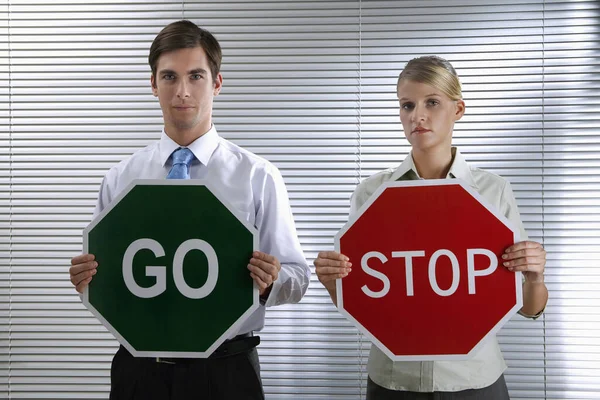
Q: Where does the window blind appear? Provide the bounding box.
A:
[1,1,10,396]
[1,1,599,399]
[361,1,546,398]
[542,1,600,398]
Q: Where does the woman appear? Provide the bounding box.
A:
[314,56,548,399]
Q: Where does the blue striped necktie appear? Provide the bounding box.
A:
[167,148,195,179]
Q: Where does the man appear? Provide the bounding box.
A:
[69,20,310,400]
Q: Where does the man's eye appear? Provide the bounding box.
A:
[192,74,203,80]
[163,75,175,81]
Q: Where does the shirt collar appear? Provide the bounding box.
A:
[159,125,220,167]
[448,147,478,189]
[389,147,478,189]
[389,151,420,182]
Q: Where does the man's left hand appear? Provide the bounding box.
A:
[502,241,546,283]
[248,251,281,295]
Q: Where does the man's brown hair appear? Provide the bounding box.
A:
[149,20,222,84]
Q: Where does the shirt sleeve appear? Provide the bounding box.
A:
[79,174,111,300]
[349,180,370,219]
[92,175,110,218]
[498,179,528,242]
[500,180,545,320]
[256,164,310,307]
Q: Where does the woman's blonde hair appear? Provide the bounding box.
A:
[397,56,462,101]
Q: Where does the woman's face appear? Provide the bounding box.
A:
[396,79,465,154]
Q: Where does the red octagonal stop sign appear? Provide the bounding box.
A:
[335,179,523,361]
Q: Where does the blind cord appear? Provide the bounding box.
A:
[542,1,548,398]
[7,0,13,397]
[357,0,364,396]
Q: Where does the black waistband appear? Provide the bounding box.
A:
[145,332,260,364]
[209,332,259,358]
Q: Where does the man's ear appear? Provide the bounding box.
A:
[213,73,223,96]
[151,74,158,97]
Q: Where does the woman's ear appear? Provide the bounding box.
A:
[455,99,466,121]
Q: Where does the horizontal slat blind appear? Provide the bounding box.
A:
[7,0,365,399]
[196,1,365,398]
[361,1,546,398]
[543,1,600,399]
[1,2,9,399]
[1,1,600,399]
[7,2,190,399]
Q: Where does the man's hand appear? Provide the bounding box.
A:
[247,251,281,295]
[70,254,98,293]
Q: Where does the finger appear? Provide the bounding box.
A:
[314,257,352,269]
[502,248,528,260]
[318,270,350,283]
[71,254,95,266]
[502,256,545,269]
[502,248,545,261]
[248,263,275,286]
[252,251,279,267]
[508,264,544,273]
[249,257,279,279]
[71,268,97,287]
[249,272,269,291]
[315,266,351,276]
[317,251,348,261]
[69,260,98,276]
[75,277,93,294]
[505,241,542,253]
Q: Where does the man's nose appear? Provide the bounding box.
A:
[176,80,190,98]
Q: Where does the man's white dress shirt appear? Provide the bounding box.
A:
[93,126,310,337]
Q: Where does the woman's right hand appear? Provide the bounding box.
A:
[314,251,352,303]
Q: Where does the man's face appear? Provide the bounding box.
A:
[151,46,222,138]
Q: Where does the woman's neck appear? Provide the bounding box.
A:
[412,147,454,179]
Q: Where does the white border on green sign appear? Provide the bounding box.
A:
[82,179,260,358]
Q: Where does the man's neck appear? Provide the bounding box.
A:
[165,124,212,147]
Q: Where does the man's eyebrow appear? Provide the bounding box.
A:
[158,68,208,76]
[158,69,176,75]
[188,68,208,75]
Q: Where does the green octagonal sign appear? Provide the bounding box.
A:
[82,179,259,358]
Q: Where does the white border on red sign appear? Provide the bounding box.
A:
[334,178,523,361]
[82,179,260,358]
